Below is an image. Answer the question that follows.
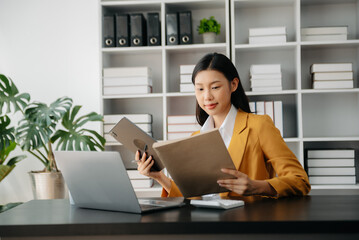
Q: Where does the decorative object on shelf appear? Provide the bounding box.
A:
[0,74,106,199]
[197,16,221,44]
[0,74,29,182]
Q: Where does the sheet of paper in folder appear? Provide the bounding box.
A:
[153,129,236,198]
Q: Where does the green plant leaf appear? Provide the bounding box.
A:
[197,16,221,35]
[7,155,26,166]
[51,105,105,151]
[0,74,30,115]
[0,141,16,164]
[0,115,15,152]
[16,117,55,151]
[25,97,72,126]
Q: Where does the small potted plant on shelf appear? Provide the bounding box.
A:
[0,74,106,199]
[197,16,221,44]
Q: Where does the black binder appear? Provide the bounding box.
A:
[130,13,147,46]
[103,15,115,47]
[147,13,161,46]
[115,14,129,47]
[166,13,178,45]
[179,11,192,44]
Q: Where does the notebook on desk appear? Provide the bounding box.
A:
[55,151,184,214]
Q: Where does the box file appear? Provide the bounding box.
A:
[147,13,161,46]
[130,13,147,46]
[166,13,179,45]
[115,14,130,47]
[103,15,115,47]
[179,11,192,44]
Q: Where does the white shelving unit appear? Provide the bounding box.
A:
[231,0,359,194]
[100,0,230,197]
[100,0,359,196]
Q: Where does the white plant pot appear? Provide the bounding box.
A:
[203,32,216,44]
[29,171,69,199]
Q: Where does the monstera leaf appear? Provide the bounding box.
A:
[0,74,30,115]
[0,115,15,151]
[51,105,105,151]
[16,97,72,151]
[0,141,26,182]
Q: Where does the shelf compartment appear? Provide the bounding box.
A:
[302,92,359,138]
[164,0,228,45]
[102,51,163,93]
[103,97,164,140]
[303,140,359,187]
[233,0,297,45]
[301,45,359,90]
[301,0,359,40]
[166,95,197,116]
[247,94,298,138]
[234,47,298,91]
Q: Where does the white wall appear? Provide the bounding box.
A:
[0,0,100,204]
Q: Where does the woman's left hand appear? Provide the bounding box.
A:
[217,168,277,196]
[217,168,257,196]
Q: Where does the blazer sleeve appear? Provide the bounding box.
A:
[161,180,183,197]
[257,115,311,197]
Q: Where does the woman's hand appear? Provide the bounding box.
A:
[217,168,277,196]
[135,150,162,180]
[135,150,172,193]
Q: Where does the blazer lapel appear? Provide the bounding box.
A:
[227,110,249,170]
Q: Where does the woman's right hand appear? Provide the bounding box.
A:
[135,150,163,180]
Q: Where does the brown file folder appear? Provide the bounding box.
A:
[153,129,236,198]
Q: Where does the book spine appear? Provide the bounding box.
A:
[168,115,197,124]
[313,72,353,81]
[311,63,353,73]
[103,86,152,95]
[168,124,201,133]
[249,102,256,113]
[251,86,282,92]
[250,79,282,87]
[130,179,154,188]
[250,64,281,75]
[308,167,356,176]
[264,101,274,122]
[103,67,151,77]
[104,114,152,124]
[307,149,355,158]
[309,176,356,185]
[307,159,355,167]
[180,65,195,74]
[301,26,348,35]
[312,80,353,89]
[301,34,347,42]
[273,101,283,136]
[249,26,286,36]
[256,101,265,115]
[103,77,152,87]
[250,73,282,80]
[249,35,286,44]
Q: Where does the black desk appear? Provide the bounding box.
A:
[0,195,359,240]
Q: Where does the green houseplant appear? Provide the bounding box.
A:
[0,74,29,182]
[0,74,106,199]
[197,16,221,44]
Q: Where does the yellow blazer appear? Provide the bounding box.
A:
[161,110,311,198]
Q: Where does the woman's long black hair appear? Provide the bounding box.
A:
[192,52,251,126]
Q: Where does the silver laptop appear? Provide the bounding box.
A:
[55,151,184,214]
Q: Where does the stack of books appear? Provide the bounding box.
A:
[301,26,348,41]
[249,26,287,44]
[249,101,283,136]
[179,65,195,93]
[103,67,152,95]
[311,63,354,89]
[167,115,200,140]
[307,149,356,185]
[127,170,154,189]
[103,114,152,144]
[250,64,282,92]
